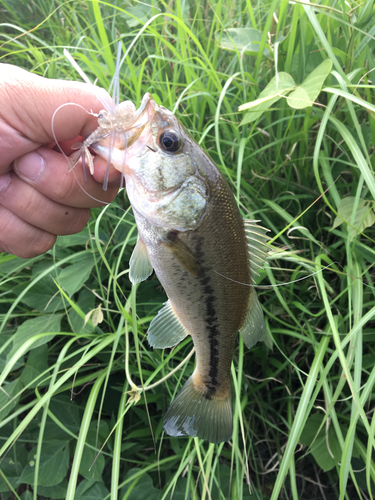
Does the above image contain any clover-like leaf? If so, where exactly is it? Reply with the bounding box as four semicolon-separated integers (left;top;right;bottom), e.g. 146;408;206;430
239;72;296;124
287;59;332;109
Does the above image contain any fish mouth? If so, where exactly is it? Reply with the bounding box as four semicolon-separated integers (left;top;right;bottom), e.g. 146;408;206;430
91;93;156;172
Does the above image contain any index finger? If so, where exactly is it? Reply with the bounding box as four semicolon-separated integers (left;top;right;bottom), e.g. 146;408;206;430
0;64;112;171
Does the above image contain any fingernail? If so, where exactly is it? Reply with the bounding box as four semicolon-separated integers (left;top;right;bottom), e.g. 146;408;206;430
0;173;11;193
14;151;45;181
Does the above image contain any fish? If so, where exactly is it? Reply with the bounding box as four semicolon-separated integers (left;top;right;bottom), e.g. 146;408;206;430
92;93;270;444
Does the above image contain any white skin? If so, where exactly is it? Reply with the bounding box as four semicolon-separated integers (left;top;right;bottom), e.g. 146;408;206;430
0;64;122;258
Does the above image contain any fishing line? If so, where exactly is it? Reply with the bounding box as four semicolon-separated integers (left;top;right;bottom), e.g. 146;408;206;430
332;261;375;291
211;262;336;288
51;102;99;162
63;48;113;112
159;235;339;289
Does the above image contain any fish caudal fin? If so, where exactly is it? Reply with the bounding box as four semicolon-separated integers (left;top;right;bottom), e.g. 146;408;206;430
163;376;232;444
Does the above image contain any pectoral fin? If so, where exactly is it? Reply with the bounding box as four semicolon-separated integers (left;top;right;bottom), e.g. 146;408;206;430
129;238;154;285
164;232;202;277
148;300;189;348
239;289;265;349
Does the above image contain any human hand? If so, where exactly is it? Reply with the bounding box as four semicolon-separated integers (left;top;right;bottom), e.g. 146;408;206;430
0;64;121;258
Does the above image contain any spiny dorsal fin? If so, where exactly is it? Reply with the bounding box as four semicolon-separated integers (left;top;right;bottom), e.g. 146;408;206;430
129;238;154;285
148;300;189;349
239;289;265;349
244;219;270;284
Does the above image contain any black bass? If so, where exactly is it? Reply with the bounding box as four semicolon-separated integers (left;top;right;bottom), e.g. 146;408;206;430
92;93;269;444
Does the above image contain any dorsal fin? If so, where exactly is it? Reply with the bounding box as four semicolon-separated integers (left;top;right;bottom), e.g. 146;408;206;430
243;219;270;283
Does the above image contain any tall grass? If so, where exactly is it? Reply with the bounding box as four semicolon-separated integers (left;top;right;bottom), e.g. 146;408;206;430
1;0;375;499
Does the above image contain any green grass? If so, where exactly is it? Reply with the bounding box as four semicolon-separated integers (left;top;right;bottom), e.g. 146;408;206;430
1;0;375;499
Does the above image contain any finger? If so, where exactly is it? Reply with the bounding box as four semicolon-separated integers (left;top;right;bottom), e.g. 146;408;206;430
92;156;123;185
13;147;119;208
0;172;91;236
0;64;112;170
0;206;56;259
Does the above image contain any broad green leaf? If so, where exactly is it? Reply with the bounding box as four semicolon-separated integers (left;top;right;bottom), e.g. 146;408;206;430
15;275;65;312
0;255;43;274
69;288;95;334
332;197;375;241
300;413;342;472
79;450;105;483
20;344;49;388
239;72;296;124
20;491;33;500
56;228;91;248
287;59;332;108
0;458;23;492
0;378;23;421
57;255;95;297
75;480;110;500
48;396;82;435
0;334;23;372
20;441;69;486
38;480;69;500
124;4;153;27
218;28;265;54
121;468;160;500
79;421;109;481
8;314;62;361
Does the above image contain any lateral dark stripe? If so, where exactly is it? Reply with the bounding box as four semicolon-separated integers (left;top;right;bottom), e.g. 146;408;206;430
194;235;220;398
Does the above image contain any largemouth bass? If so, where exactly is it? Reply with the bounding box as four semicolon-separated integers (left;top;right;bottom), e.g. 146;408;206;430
92;93;269;444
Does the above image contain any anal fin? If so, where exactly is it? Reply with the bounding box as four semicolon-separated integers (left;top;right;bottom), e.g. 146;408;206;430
148;300;189;348
129;237;154;285
239;289;265;349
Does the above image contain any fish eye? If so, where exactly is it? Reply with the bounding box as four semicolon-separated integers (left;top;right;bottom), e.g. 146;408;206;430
159;130;180;153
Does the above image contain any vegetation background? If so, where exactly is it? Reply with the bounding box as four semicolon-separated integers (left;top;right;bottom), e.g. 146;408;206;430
1;0;375;499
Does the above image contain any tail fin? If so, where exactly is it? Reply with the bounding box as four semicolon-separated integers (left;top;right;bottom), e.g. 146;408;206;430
163;376;232;444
